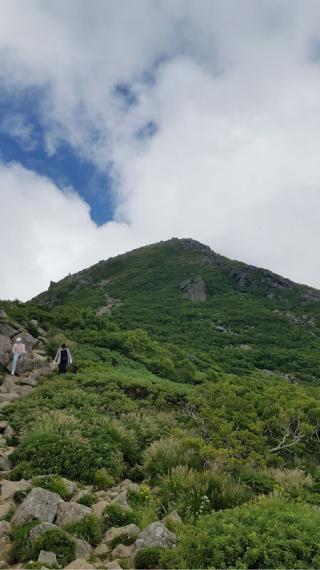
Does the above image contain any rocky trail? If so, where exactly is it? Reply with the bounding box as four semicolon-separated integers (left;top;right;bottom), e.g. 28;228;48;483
0;311;178;570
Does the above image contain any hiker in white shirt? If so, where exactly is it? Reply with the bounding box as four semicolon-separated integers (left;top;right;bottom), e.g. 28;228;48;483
11;337;26;375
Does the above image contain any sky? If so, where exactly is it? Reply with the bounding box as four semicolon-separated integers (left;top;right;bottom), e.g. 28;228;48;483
1;0;320;300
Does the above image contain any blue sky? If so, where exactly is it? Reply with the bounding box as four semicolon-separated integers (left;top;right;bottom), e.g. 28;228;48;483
0;86;114;225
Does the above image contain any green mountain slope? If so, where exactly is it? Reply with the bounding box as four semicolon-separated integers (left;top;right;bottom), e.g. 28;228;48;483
1;238;320;568
34;237;320;382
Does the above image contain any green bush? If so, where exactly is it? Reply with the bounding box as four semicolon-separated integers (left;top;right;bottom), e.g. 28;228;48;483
143;437;202;481
110;532;139;548
32;529;76;566
64;515;103;547
104;504;138;527
161;498;320;569
77;493;97;507
32;475;70;500
135;547;163;569
236;468;275;494
159;466;252;520
8;521;39;564
93;468;115;490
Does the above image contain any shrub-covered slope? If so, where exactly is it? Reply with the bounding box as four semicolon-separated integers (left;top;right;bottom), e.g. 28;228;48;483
34;237;320;382
1;238;320;569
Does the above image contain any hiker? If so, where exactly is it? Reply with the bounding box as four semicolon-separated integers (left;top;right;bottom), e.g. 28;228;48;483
11;337;26;375
54;343;73;374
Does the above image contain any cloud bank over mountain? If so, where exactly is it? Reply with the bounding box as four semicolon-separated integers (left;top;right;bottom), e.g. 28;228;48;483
1;0;320;299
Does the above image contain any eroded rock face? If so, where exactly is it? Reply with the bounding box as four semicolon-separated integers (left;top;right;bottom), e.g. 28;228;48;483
180;275;207;302
134;521;176;551
12;487;63;525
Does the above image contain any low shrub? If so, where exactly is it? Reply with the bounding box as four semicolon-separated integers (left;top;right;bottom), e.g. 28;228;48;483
104;504;138;527
32;475;70;500
161;498;320;569
93;468;115;490
143;437;202;481
159;465;252;520
269;468;313;497
135;547;163;569
236;468;275;494
32;529;76;566
64;515;103;546
7;521;39;564
77;493;97;507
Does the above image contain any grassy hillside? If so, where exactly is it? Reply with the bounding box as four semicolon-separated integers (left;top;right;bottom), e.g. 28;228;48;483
2;238;320;568
34;237;320;382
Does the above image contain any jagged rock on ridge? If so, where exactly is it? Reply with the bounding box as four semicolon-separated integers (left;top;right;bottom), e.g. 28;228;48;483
12;487;63;525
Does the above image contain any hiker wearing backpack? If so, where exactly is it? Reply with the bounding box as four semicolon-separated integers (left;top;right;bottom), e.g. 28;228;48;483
11;337;26;375
54;343;73;374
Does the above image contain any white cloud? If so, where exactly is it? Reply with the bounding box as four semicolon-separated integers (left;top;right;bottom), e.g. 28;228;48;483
1;1;320;298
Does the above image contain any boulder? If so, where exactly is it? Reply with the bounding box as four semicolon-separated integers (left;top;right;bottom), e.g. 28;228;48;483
0;310;8;320
92;499;109;518
74;537;92;560
0;504;12;520
1;479;31;501
61;478;78;496
65;560;94;570
38;550;58;568
0;422;8;432
0;454;11;471
0;378;16;394
4;425;14;437
162;510;183;526
104;524;140;545
18;331;38;347
134;522;176;551
0;393;20;403
0;336;12;368
55;501;91;526
0;324;18;337
94;543;109;557
0;521;11;537
112;543;134;559
12;487;63;525
105;562;122;570
110;490;130;508
30;522;59;542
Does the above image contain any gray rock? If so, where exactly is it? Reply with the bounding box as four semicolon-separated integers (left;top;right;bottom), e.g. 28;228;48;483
180;275;207;302
135;522;176;550
55;501;91;526
0;378;17;394
0;324;18;337
104;562;122;570
65;560;94;570
30;522;59;542
93;543;109;557
4;425;14;437
92;498;109;518
110;490;129;508
111;543;134;559
0;479;31;500
0;310;8;320
38;550;58;568
0;421;8;432
18;331;38;347
163;510;183;526
0;504;12;520
104;524;140;544
0;521;11;537
74;537;92;560
12;487;63;525
0;336;12;368
0;454;11;471
0;392;20;403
